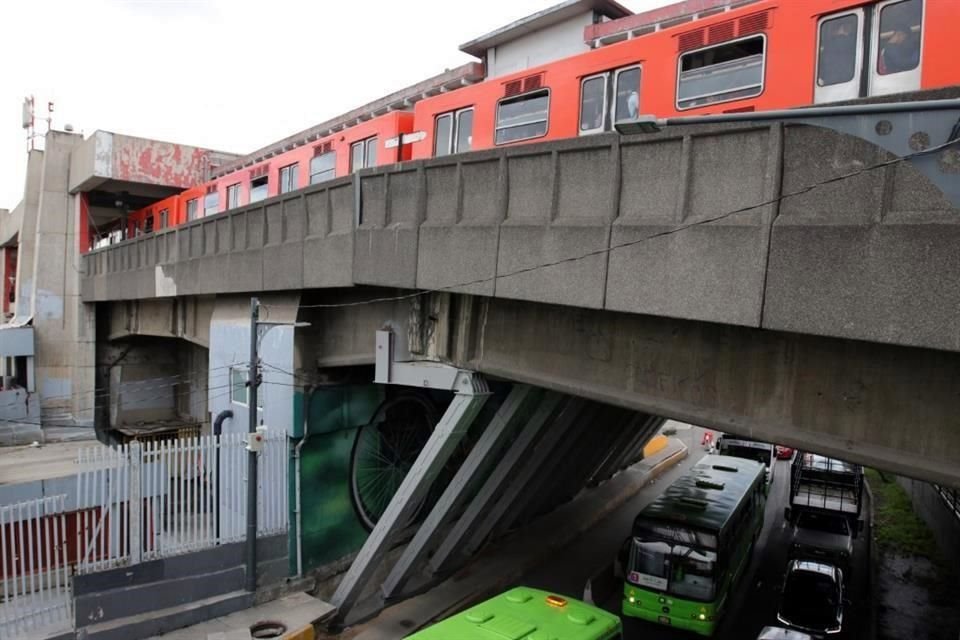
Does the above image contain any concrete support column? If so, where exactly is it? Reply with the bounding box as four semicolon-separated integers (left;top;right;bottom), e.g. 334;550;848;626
330;374;490;621
381;384;535;599
429;392;566;576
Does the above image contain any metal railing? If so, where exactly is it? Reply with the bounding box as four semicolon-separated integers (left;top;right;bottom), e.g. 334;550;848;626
75;430;288;575
0;495;72;640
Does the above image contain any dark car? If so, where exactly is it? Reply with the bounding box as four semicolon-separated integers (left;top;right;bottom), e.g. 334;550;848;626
777;560;844;636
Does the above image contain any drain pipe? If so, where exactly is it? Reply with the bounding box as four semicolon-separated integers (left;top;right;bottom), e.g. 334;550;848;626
212;409;233;541
293;385;316;577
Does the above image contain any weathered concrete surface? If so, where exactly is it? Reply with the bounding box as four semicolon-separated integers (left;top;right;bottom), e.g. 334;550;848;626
442;295;960;488
82;115;960;355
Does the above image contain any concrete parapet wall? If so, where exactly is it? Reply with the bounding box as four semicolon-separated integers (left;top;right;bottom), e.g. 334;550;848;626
82;117;960;354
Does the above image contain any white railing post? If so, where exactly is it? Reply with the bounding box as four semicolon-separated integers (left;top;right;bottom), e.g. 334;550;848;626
129;440;143;565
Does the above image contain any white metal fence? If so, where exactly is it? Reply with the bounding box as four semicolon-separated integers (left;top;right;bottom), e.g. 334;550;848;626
0;495;72;640
76;430;288;575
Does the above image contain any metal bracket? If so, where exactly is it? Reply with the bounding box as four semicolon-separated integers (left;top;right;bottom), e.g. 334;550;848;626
375;329;487;394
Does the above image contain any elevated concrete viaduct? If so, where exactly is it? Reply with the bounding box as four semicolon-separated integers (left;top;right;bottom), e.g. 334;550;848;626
83;95;960;486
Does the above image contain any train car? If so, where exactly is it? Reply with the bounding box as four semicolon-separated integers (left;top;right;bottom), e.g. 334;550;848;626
122;111;414;237
408;0;956;159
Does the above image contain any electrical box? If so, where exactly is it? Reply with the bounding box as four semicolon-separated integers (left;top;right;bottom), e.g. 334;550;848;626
246;426;268;453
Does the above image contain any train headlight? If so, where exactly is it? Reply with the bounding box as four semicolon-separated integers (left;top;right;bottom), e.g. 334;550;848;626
628;596;636;604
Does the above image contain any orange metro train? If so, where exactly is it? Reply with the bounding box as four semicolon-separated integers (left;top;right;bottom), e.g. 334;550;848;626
110;0;957;248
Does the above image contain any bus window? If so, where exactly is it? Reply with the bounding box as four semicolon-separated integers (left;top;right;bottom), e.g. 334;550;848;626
614;66;641;123
815;11;864;104
580;74;607;134
495;90;549;144
677;35;765;110
870;0;923;96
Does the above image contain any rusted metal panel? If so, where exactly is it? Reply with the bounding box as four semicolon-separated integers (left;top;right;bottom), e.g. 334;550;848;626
111;133;228;188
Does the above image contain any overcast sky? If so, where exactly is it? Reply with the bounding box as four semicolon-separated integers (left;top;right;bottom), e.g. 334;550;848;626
0;0;671;209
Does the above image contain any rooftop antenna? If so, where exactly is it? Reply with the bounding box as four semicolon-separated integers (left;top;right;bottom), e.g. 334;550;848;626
21;96;35;151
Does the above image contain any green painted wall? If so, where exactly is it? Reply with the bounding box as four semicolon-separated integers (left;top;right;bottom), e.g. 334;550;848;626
290;384;384;574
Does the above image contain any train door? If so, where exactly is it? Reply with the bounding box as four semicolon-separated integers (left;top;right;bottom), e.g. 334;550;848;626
578;65;641;135
868;0;923;96
814;0;923;104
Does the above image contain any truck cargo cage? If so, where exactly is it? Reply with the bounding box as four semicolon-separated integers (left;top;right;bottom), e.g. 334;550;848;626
789;453;863;517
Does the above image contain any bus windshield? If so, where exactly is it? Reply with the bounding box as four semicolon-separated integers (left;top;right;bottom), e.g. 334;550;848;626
627;536;717;601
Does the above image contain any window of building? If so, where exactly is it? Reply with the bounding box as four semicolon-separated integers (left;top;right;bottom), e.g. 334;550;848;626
230;366;262;408
435;108;474;156
279;163;299;194
677;35;766;110
350;137;378;172
818;14;859;87
186;198;198;221
309;152;336;185
204;191;218;216
614;66;642;122
580;75;607;133
877;0;922;75
495;90;550;145
250;176;268;203
159;208;169;228
226;183;242;210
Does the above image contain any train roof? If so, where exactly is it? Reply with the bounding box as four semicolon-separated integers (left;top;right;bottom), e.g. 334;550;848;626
460;0;632;59
585;0;761;46
211;62;484;179
636;454;765;532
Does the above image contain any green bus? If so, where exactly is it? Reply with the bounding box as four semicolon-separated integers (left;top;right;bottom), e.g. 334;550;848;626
404;586;622;640
621;454;767;636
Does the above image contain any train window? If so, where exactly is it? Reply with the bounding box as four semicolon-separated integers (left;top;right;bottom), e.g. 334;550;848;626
495;90;550;145
226;183;242;209
580;74;607;133
365;137;378;168
677;35;765;110
309;152;335;185
350;141;364;172
144;215;154;234
159;208;168;229
434;114;453;156
818;14;859;87
456;108;474;153
351;138;378;172
279;163;299;194
186;198;198;221
877;0;922;75
250;176;268;203
434;108;474;156
204;191;218;216
614;66;642;123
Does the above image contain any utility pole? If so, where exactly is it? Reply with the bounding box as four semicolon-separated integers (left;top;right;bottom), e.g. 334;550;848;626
246;296;260;592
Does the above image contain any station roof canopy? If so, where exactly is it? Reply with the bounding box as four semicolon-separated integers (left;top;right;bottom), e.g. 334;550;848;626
459;0;633;59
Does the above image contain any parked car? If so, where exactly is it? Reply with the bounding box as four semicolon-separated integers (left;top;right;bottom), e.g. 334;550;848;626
776;445;795;460
757;626;815;640
777;560;845;636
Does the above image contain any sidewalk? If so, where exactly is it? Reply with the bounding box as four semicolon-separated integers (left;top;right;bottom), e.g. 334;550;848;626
146;592;335;640
333;436;688;640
